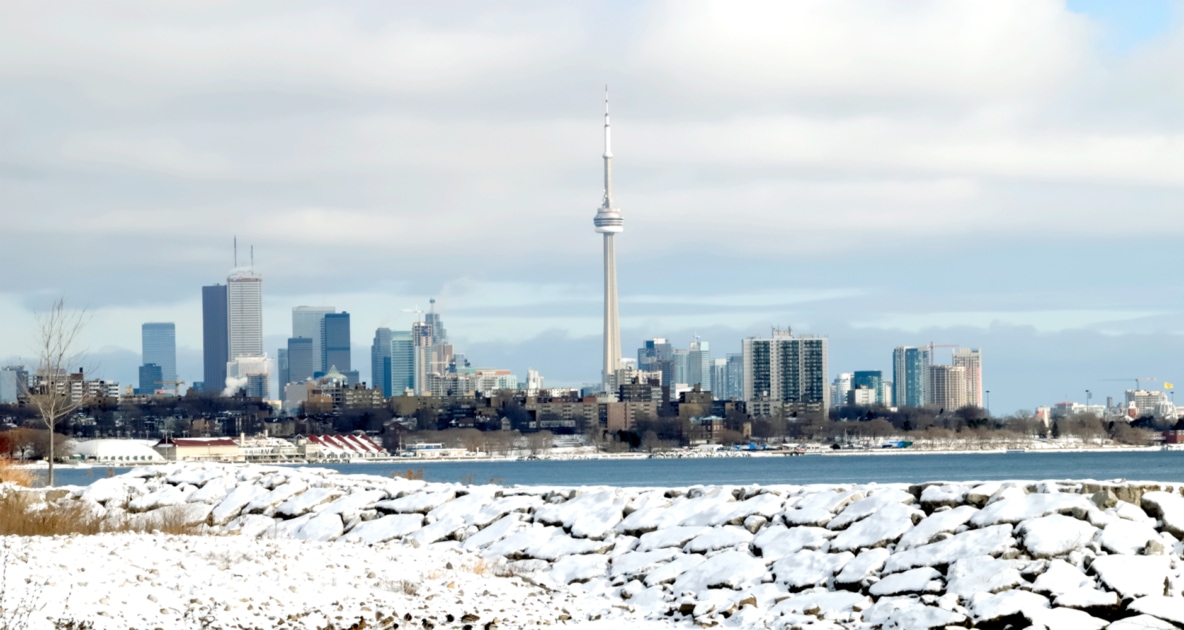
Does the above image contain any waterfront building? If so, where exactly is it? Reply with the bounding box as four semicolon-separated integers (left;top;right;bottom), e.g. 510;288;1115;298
141;322;177;387
322;312;351;373
292;306;336;373
593;88;624;392
741;328;829;414
201;284;228;392
927;364;968;411
638;339;675;391
952;347;983;408
892;346;930;408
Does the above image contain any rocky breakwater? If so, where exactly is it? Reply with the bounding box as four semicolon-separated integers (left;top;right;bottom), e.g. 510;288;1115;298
25;465;1184;628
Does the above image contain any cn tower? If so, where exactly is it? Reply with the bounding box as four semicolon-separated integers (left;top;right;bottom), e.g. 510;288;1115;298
593;86;624;392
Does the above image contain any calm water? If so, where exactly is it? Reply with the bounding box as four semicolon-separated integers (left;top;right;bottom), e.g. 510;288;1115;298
46;450;1184;488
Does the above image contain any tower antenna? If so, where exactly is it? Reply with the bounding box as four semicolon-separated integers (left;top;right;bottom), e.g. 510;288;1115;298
250;245;254;270
234;236;238;268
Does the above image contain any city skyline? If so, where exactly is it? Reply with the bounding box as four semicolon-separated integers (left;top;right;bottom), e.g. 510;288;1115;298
2;3;1184;413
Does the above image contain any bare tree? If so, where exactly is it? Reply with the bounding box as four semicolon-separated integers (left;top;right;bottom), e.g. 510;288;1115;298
21;298;89;486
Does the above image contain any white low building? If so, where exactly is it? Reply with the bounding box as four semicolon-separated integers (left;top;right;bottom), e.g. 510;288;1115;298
71;439;167;464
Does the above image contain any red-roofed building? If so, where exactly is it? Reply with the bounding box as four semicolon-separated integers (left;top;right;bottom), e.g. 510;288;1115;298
299;434;389;461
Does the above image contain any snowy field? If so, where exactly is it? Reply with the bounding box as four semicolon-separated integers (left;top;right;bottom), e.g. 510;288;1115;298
6;465;1184;628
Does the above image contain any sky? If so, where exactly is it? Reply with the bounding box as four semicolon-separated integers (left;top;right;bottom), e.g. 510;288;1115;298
2;0;1184;415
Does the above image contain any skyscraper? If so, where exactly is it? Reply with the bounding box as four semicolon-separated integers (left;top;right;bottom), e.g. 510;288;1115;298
852;370;883;405
138;363;162;395
227;269;263;359
277;348;289;389
952;347;983;408
141;322;177;386
892;346;930;408
286;337;315;385
322;312;351;372
687;339;712;392
292;306;335;373
424;298;447;344
710;358;727;400
412;320;434;394
638;338;674;387
372;328;414;397
725;353;744;401
593;87;624;392
201;284;228;392
742;329;829;413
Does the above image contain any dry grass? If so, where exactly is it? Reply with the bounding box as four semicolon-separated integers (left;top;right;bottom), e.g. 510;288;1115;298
0;457;38;487
392;468;425;481
0;491;205;537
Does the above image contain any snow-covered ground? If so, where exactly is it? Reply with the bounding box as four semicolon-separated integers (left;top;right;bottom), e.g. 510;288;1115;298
6;464;1184;629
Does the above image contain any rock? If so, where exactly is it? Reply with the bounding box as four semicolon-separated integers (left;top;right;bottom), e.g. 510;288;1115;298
1141;491;1184;538
742;514;766;533
868;567;943;596
1089;555;1170;599
1106;613;1178;629
1017;514;1097;558
1145;538;1168;555
1090;489;1117;509
969;589;1049;625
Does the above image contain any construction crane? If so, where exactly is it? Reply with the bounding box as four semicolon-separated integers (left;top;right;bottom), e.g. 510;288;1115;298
927;342;958;360
1102;377;1157;391
155;379;186;397
401;305;423;323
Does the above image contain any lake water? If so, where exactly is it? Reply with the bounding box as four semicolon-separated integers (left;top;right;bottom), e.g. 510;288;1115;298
46;450;1184;488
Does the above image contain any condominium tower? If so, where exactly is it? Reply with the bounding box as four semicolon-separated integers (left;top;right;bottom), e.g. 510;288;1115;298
201;284;228;391
892;346;930;408
741;329;829;413
141;322;177;386
952;348;983;408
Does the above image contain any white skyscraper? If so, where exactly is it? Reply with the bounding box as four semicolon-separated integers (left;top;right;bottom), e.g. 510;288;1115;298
593;87;624;392
227;269;263;359
951;347;983;408
292;306;336;372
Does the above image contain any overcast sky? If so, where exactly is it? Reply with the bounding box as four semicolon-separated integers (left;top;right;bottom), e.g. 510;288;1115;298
2;1;1183;414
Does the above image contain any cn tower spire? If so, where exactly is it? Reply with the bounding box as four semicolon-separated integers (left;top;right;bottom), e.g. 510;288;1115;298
593;86;624;393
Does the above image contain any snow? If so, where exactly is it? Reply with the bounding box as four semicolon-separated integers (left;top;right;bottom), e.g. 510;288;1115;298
671;550;767;593
1024;605;1107;630
752;525;831;561
862;597;967;629
1018;513;1097;557
896;504;978;550
945;556;1023;599
1100;518;1159;555
1128;595;1184;625
684;526;752;552
1107;613;1180;629
883;524;1015;573
828;502;919;552
1144;491;1184;537
1090;555;1171;599
1031;559;1093;596
771;549;854;590
970;492;1094;527
18;463;1184;629
867;567;943;596
970;589;1050;623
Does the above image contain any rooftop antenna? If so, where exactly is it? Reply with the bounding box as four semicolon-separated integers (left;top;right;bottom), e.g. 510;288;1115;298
250;245;254;270
234;236;238;268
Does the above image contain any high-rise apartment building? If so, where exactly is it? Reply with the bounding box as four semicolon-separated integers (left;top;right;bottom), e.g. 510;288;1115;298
141;322;176;386
286;337;315;385
892;346;930;408
0;366;28;404
831;373;853;408
412;320;434;395
292;306;335;373
742;329;829;413
710;358;727;400
951;348;983;408
638;338;674;387
390;331;414;396
371;327;392;397
687;339;712;392
927;365;968;411
227;270;263;359
852;370;883;405
201;284;228;392
725;353;744;401
322;312;351;372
